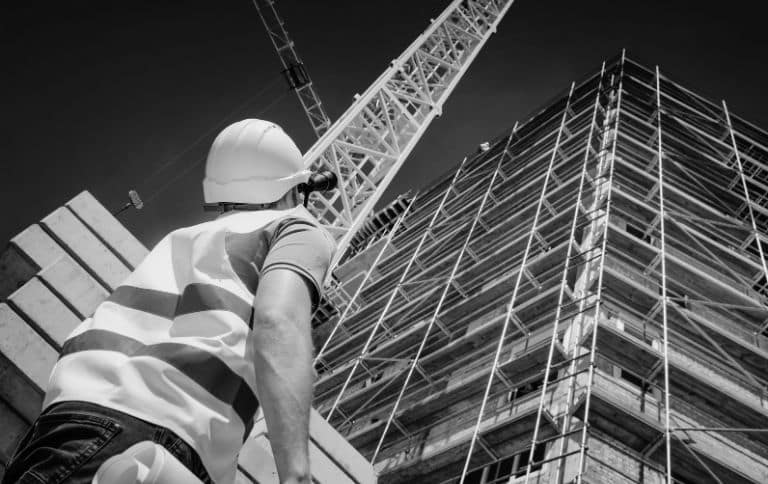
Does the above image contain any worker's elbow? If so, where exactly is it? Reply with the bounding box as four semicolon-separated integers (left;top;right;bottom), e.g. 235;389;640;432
250;306;313;360
253;305;310;336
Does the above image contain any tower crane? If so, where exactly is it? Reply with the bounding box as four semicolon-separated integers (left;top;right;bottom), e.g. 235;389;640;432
251;0;332;138
254;0;516;267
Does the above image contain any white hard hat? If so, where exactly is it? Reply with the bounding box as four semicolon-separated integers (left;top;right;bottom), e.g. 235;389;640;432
203;119;310;204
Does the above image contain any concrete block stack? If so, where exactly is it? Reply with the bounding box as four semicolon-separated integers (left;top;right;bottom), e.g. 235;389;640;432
239;408;378;484
0;191;147;477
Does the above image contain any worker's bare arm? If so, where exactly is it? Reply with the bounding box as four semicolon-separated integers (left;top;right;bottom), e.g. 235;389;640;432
251;268;315;484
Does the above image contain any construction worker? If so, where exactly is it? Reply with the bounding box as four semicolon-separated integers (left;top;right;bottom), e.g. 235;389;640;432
2;119;336;484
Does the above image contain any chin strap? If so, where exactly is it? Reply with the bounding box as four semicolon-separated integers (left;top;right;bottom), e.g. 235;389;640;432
203;202;279;213
205;171;339;213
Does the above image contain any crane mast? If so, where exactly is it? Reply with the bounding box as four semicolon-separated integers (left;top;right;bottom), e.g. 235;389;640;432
255;0;515;266
252;0;332;138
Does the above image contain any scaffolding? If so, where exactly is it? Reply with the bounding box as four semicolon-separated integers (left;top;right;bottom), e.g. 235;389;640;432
311;52;768;483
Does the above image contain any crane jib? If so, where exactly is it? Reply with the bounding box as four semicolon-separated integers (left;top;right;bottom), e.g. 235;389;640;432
253;0;516;271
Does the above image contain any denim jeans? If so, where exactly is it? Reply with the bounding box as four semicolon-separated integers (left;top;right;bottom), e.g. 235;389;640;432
2;401;213;484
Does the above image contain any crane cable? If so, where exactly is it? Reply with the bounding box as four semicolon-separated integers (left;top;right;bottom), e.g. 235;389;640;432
134;74;288;205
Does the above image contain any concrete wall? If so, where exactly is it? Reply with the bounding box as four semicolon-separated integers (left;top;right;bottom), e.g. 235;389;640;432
576;434;665;484
240;409;377;484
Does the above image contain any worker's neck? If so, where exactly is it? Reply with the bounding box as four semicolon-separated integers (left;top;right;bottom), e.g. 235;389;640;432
216;190;300;217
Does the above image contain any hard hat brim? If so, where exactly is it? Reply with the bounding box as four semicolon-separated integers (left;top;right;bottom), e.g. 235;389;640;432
203;169;312;204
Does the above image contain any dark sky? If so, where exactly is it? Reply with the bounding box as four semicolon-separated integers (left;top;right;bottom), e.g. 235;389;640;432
3;0;766;248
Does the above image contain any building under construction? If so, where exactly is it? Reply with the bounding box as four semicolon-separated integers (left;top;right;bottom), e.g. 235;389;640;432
312;53;768;483
2;3;768;479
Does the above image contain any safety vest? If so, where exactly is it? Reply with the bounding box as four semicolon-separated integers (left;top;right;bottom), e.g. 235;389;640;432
44;206;326;484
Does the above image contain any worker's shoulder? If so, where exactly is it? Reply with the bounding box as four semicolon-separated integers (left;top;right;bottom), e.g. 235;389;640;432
161;208;335;250
278;206;322;228
275;206;336;249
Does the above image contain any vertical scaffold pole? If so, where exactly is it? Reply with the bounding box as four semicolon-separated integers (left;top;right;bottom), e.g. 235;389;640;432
457;82;575;483
573;51;626;484
655;65;673;484
373;132;513;463
723;101;768;339
324;157;470;422
529;62;607;483
314;195;419;369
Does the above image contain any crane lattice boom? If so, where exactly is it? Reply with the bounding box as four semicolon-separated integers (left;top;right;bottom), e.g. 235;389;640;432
253;0;515;267
302;0;515;263
252;0;332;138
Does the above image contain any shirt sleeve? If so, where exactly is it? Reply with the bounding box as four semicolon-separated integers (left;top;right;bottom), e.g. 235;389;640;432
261;217;336;306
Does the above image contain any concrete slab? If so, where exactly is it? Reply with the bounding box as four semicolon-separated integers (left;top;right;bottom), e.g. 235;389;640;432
0;394;30;465
41;207;130;290
11;224;66;270
309;438;357;484
239;431;355;484
8;277;81;348
240;410;377;483
0;349;43;425
309;408;378;484
239;432;280;483
38;255;109;319
66;191;148;269
0;225;66;300
0;246;36;301
0;303;58;391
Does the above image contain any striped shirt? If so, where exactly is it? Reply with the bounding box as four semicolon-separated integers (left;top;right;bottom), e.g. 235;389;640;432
43;206;335;484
